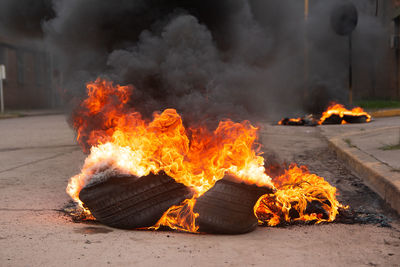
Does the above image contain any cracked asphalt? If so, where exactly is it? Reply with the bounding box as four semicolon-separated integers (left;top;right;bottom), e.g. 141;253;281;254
0;115;399;267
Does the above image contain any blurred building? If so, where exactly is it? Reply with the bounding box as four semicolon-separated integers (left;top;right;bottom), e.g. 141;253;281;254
391;0;400;99
352;0;399;100
1;0;400;111
364;0;400;100
0;36;61;110
308;0;400;101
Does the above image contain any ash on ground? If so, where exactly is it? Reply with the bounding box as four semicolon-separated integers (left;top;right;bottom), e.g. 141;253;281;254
294;148;396;228
62;201;96;223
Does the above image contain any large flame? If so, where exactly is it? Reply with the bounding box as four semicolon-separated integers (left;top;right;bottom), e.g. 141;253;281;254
67;78;344;231
67;78;273;221
319;102;371;125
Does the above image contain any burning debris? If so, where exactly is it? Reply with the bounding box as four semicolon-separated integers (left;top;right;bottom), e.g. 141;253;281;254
277;102;372;126
67;78;346;234
255;164;342;226
278;115;318;126
278;117;304;126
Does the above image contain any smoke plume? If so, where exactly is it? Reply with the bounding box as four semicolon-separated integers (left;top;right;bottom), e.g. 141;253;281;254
0;0;386;122
0;0;54;39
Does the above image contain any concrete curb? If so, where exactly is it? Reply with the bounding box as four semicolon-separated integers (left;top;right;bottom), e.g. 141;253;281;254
18;110;65;117
325;131;400;214
0;109;64;119
370;108;400;118
0;113;22;119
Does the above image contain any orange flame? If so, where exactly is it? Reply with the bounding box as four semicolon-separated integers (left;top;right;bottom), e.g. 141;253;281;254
319;102;371;125
255;164;345;226
149;198;199;233
67;78;345;231
67;78;274;227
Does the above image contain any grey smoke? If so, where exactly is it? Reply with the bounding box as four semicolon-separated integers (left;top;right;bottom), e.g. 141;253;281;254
0;0;54;39
0;0;386;123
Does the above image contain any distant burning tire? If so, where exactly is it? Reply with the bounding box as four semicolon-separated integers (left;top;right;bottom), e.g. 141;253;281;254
79;172;194;229
342;114;368;124
194;178;273;234
321;114;343;125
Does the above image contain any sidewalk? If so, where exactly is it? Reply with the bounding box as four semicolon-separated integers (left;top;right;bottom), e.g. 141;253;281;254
369;108;400;118
319;116;400;214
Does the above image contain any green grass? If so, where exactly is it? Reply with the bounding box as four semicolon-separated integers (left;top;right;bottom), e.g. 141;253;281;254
380;144;400;151
343;138;356;148
0;112;23;119
355;100;400;110
380;129;400;151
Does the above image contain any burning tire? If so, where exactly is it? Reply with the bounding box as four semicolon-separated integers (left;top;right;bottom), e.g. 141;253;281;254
79;172;194;229
342;114;368;124
194;177;273;234
321;114;343;125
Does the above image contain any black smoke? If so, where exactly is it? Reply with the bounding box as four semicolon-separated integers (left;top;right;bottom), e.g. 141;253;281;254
0;0;386;122
0;0;54;39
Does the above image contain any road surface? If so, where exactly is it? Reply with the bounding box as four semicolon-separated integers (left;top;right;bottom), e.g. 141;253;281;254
0;115;399;266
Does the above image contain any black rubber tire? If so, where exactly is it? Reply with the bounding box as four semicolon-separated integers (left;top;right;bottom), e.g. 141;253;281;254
322;114;343;125
79;172;194;229
194;178;273;234
343;115;368;124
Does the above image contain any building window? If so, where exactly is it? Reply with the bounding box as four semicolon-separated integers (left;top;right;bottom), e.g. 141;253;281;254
17;51;24;84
